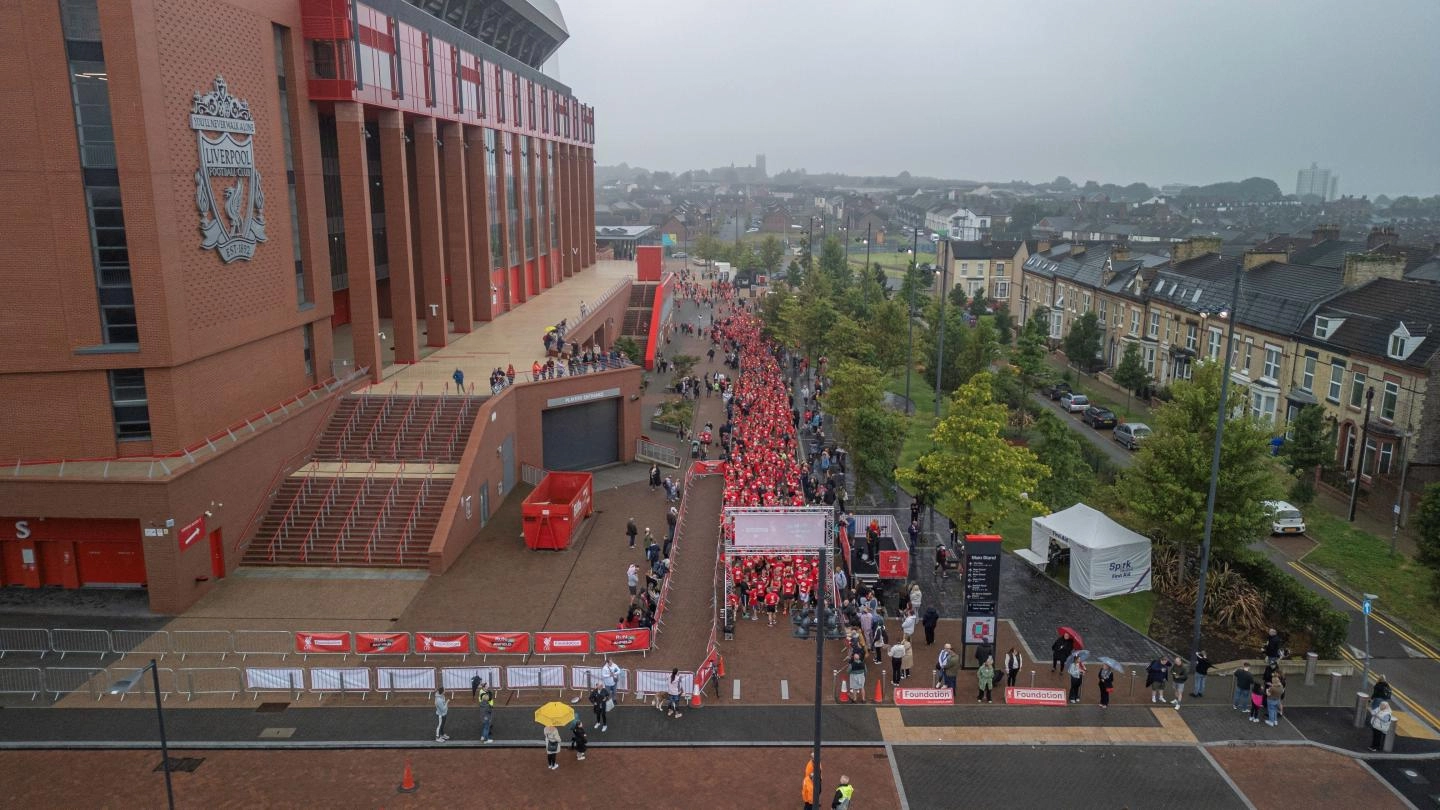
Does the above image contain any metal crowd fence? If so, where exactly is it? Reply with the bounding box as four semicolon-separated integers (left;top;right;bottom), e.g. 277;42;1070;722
0;628;49;659
234;630;293;661
111;629;172;660
0;667;42;700
49;629;113;659
171;630;234;661
104;666;178;701
43;666;108;700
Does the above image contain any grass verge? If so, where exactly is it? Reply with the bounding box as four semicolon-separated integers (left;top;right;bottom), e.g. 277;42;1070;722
1303;510;1440;642
1092;590;1158;635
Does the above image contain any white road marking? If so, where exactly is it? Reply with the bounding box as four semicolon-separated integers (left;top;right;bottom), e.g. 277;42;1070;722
780;679;790;700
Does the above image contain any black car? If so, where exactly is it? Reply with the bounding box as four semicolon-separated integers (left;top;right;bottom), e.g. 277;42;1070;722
1046;381;1072;400
1082;405;1117;429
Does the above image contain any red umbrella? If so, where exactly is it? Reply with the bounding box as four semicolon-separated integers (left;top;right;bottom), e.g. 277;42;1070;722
1058;626;1085;650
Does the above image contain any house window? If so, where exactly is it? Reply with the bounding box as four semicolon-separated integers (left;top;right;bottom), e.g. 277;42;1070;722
993;279;1008;299
108;368;151;441
1099;300;1108;322
1350;370;1367;408
1381;379;1399;421
1300;355;1316;392
1175;357;1192;380
1143;345;1156;372
1208;328;1221;360
1250;390;1277;424
996;263;1005;274
1148;312;1159;338
1262;346;1281;381
1131;310;1140;336
1389;331;1407;359
1377;441;1394;475
1083;293;1091;312
1327;361;1344;402
1049;310;1063;339
1243;342;1254;374
1185;324;1198;351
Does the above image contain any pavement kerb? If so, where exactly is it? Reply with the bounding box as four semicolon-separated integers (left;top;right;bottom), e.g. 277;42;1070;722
1198;745;1260;810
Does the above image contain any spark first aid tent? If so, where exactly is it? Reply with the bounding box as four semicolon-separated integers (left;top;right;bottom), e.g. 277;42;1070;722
1029;503;1151;600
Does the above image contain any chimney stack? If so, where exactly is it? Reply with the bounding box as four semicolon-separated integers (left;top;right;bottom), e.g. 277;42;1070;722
1170;237;1223;265
1111;239;1130;262
1243;249;1289;271
1311;224;1341;245
1342;253;1406;287
1366;226;1398;250
1070;243;1087;259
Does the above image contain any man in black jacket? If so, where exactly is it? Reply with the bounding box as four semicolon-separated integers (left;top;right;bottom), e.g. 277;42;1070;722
1051;633;1075;672
1232;663;1254;711
921;607;940;646
1192;651;1212;697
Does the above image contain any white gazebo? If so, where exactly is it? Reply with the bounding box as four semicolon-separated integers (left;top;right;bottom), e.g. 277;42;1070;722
1021;503;1152;600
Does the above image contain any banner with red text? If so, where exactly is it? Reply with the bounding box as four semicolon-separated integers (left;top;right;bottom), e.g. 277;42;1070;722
294;631;352;654
894;687;954;706
474;631;532;655
594;628;651;654
353;632;411;655
534;631;592;655
415;632;471;655
1005;687;1068;706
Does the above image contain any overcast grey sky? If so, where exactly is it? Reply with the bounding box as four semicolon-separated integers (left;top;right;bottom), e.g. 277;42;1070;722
546;0;1440;196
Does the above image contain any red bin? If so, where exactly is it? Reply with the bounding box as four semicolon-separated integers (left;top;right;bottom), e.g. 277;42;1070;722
521;472;595;550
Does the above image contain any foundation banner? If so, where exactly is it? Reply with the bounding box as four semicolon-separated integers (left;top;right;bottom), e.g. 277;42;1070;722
535;631;592;655
415;632;471;655
294;631;352;654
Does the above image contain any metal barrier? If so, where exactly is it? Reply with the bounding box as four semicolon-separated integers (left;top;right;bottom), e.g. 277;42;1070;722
245;667;305;700
521;463;546;486
0;667;43;700
111;629;172;660
104;666;177;702
49;629;113;659
505;665;566;697
375;667;436;699
440;666;502;693
0;628;51;659
634;669;694;699
171;630;235;661
234;630;294;661
310;667;371;700
180;667;243;701
571;666;629;700
44;666;107;700
636;438;681;469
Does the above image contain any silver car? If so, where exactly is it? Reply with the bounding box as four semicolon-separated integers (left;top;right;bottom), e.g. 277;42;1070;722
1113;422;1151;450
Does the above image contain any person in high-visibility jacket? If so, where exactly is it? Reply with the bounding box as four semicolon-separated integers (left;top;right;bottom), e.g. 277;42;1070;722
831;775;854;809
802;772;816;810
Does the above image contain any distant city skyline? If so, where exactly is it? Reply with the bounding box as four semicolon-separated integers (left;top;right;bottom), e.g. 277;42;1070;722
548;0;1439;198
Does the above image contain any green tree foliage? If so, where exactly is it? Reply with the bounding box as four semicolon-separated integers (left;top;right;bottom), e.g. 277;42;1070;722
1281;404;1331;476
969;292;989;318
1116;361;1282;580
899;373;1050;533
1032;411;1094;512
1112;341;1152;410
818;236;850;291
759;235;786;275
1415;483;1440;603
921;303;970;394
1003;201;1049;237
993;305;1014;345
948;285;968;310
1062;312;1104;372
827;315;875;366
826;361;907;496
865;298;909;372
693;233;722;263
1012;309;1051;388
797;295;839;362
956;320;1000;385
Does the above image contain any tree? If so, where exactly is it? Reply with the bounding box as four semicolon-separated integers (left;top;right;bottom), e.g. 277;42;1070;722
1282;404;1331;477
955;320;1000;384
818;236;850;291
969;292;989;318
694;233;722;262
993;306;1014;345
1004;201;1047;238
1032;411;1094;512
948;285;968;310
922;303;970;394
1012;310;1050;388
759;235;785;276
899;373;1049;533
1053;176;1074;190
1116;361;1282;582
865;298;909;371
1062;312;1103;373
1415;483;1440;603
797;295;840;362
826;361;907;497
1112;342;1151;411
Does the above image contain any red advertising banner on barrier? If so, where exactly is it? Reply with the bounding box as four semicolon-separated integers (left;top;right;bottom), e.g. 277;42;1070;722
295;631;352;654
353;632;411;655
415;632;471;655
1005;687;1068;706
695;647;722;690
594;628;651;654
534;631;592;655
894;687;954;706
474;631;532;655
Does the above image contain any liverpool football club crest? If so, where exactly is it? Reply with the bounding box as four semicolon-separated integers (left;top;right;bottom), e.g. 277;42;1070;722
191;76;266;262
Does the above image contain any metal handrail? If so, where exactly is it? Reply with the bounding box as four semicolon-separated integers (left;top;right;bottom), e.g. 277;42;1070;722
396;461;436;565
359;383;400;457
384;385;426;458
236;409;332;553
334;397;367;456
330;461;378;561
296;463;349;562
265;475;318;562
441;396;478;459
412;397;450;459
363;467;407;564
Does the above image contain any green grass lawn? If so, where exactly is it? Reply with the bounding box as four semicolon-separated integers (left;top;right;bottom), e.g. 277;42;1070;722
1092;590;1158;635
1303;510;1440;641
883;372;946;469
1046;357;1154;424
849;249;937;276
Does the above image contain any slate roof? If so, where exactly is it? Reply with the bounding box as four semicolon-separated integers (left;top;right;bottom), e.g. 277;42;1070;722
1301;278;1440;370
946;239;1023;260
1147;256;1344;335
1407;258;1440;283
1289;239;1364;269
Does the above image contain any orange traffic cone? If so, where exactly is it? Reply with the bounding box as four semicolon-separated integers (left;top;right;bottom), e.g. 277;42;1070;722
874;676;884;704
691;689;703;709
838;678;849;703
397;761;418;794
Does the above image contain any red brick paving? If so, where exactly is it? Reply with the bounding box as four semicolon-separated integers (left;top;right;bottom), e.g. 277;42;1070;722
1208;745;1408;810
0;747;901;810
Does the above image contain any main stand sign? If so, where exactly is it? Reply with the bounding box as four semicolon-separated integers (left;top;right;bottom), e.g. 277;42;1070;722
962;534;1003;668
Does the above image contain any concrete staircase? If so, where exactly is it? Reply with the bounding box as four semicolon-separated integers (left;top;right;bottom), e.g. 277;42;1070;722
622;282;657;339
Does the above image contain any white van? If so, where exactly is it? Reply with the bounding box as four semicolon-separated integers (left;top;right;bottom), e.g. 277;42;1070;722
1265;500;1306;535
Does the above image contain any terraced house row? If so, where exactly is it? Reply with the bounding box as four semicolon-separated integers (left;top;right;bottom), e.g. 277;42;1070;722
1013;228;1440;523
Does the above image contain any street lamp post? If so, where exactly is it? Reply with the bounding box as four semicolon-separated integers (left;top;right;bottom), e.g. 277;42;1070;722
934;241;950;419
1349;388;1375;522
109;659;175;810
904;227;920;415
863;223;873;307
1191;262;1242;666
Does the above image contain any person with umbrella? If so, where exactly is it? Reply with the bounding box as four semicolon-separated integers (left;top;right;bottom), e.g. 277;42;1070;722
1097;662;1115;708
1066;650;1089;703
534;701;576;770
1051;631;1076;673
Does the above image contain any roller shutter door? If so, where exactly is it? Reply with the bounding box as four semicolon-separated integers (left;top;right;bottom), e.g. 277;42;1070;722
542;399;619;470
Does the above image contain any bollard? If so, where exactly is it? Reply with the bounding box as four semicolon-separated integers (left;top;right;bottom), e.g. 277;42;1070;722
1327;671;1343;707
1384;720;1397;753
1129;670;1136;696
1029;670;1035;688
1304;652;1318;686
1355;691;1370;728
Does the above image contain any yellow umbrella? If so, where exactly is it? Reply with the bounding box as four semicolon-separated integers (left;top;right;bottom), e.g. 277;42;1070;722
534;701;577;727
545;326;558;333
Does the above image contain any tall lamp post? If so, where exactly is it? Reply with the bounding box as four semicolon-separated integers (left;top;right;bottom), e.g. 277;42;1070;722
1349;387;1375;522
109;659;175;810
862;223;873;308
903;227;920;415
1191;262;1242;666
933;241;950;419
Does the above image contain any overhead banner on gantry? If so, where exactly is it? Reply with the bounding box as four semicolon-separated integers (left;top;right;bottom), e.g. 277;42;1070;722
730;511;827;549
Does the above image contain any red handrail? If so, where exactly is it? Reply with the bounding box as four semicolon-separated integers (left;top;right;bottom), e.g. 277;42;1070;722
329;460;377;562
363;467;407;564
238;406;332;553
387;386;432;459
396;461;437;565
297;464;350;562
411;397;448;460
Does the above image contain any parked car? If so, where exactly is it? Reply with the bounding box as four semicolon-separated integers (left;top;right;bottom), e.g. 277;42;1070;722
1113;422;1151;450
1045;381;1073;400
1082;406;1117;429
1059;393;1090;413
672;251;688;259
1265;500;1307;535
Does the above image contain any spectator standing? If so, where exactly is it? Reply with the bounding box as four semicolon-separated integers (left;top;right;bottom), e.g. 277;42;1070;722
1263;628;1284;665
831;776;854;810
663;668;685;718
626;563;640;597
1370;701;1395;751
909;584;922;616
1051;633;1075;672
1232;663;1254;711
477;683;495;743
977;657;997;703
1170;658;1189;708
1192;651;1212;697
601;658;622;697
589;683;609;731
870;621;889;665
901;610;917;641
889;641;905;686
937;644;959;693
847;653;867;703
901;638;914;680
433;689;450;742
570;721;588;761
1067;657;1086;704
1098;664;1114;708
452;368;465;394
648;464;661;491
1004;648;1023;687
1248;679;1265;722
1146;657;1170;704
1371;675;1393;711
544;725;561;770
626;518;638;549
1265;679;1283;727
934;543;950;579
922;607;939;646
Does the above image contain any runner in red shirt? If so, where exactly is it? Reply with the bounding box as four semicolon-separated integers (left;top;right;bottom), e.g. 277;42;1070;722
763;589;780;626
781;575;797;613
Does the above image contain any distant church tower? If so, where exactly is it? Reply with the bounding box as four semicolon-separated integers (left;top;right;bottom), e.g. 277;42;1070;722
755;153;766;179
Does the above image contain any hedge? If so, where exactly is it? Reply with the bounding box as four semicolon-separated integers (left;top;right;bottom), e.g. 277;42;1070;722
1229;550;1349;657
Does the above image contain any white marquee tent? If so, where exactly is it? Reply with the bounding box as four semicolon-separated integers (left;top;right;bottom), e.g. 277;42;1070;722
1026;503;1152;600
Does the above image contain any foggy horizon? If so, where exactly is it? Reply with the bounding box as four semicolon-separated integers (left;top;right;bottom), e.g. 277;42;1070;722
547;0;1440;198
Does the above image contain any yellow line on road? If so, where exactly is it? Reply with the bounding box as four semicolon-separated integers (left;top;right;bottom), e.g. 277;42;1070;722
1339;647;1440;732
1286;561;1440;659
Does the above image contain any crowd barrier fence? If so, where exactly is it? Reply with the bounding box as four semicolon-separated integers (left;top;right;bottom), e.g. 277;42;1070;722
0;628;49;659
49;629;112;659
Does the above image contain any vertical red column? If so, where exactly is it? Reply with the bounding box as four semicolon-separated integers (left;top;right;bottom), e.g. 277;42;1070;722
465;126;494;322
442;121;473;333
557;142;572;279
412;116;448;347
584;146;595;266
380;110;419;364
334;102;382;383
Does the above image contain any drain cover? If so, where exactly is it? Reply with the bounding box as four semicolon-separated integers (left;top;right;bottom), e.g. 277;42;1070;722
156;757;204;773
256;702;290;713
259;727;296;738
